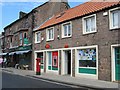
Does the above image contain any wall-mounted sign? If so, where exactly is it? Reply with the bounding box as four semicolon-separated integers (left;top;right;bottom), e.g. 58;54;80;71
52;51;58;68
45;44;50;49
64;44;69;48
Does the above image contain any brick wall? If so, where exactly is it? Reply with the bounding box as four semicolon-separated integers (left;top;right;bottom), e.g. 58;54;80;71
33;8;120;81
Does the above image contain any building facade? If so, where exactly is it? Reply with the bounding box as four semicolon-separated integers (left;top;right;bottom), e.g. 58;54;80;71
3;1;69;70
33;1;120;82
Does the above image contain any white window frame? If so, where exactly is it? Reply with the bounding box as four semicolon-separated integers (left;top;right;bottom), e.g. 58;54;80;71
109;7;120;30
82;14;97;34
19;32;23;46
46;27;54;41
61;21;72;38
35;31;41;43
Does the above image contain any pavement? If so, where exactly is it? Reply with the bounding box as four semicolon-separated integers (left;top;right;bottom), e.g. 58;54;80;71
1;67;120;89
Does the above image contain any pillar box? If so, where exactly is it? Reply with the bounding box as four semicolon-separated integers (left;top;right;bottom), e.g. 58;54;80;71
36;58;41;75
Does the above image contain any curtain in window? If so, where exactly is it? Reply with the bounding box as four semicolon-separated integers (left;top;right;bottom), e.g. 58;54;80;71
64;25;67;36
68;24;71;36
112;11;118;27
91;17;95;31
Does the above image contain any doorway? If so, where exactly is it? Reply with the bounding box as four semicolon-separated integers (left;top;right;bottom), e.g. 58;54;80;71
64;50;71;75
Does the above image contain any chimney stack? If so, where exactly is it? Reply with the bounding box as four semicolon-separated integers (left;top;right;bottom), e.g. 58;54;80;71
19;11;27;19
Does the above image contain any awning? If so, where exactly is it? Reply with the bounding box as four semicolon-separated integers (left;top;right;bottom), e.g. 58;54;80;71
15;50;31;55
9;52;16;55
0;53;7;56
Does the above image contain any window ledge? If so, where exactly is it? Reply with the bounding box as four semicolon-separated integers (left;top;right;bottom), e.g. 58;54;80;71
35;42;41;44
46;39;54;42
83;31;97;35
110;27;120;30
62;36;72;39
79;67;97;69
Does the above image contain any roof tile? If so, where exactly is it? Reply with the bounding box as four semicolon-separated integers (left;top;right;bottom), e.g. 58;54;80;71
37;1;120;30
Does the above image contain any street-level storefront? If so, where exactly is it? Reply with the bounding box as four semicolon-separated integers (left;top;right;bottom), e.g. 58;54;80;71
8;45;32;70
75;45;98;79
46;51;59;74
34;45;98;79
111;44;120;81
36;52;44;73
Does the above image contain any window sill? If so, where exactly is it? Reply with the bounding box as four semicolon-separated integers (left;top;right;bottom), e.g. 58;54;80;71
83;31;97;35
62;36;72;39
79;67;96;69
110;27;120;31
46;39;54;42
35;42;41;44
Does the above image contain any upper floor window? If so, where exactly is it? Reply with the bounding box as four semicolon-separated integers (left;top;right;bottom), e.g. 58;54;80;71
24;32;27;39
109;8;119;29
83;14;96;34
35;32;41;43
19;32;23;46
62;22;72;38
46;27;54;41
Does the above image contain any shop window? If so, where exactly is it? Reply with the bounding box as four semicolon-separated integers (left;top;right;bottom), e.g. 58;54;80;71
48;52;52;66
83;14;96;34
62;22;72;38
78;48;96;67
109;8;119;29
48;51;58;71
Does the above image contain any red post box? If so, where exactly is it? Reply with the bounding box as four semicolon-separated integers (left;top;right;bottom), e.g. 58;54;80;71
36;58;41;75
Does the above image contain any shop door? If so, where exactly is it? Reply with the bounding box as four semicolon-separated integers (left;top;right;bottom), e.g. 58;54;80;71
67;51;71;75
65;50;71;75
37;52;44;69
115;47;120;81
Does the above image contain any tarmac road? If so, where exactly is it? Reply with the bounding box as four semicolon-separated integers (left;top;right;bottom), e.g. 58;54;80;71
2;71;89;89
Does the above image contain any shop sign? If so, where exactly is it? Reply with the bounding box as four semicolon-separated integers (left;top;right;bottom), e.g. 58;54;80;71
17;45;32;51
52;51;58;68
24;38;29;45
45;44;50;49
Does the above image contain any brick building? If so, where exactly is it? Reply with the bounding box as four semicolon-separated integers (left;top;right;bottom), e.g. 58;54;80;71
33;1;120;82
3;1;69;70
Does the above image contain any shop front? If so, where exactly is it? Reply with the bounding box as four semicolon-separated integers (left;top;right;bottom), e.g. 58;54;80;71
75;45;98;79
46;51;59;74
111;44;120;81
9;45;32;70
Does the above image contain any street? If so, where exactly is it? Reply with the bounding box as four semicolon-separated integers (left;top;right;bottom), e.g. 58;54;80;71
2;71;88;89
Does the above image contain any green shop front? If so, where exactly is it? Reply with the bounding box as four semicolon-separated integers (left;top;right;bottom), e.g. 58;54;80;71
75;45;98;79
9;45;32;70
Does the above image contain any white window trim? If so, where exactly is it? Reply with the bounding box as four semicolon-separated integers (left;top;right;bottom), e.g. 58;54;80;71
109;7;120;30
75;45;98;79
82;14;97;35
35;31;41;44
46;50;59;74
46;27;54;41
111;44;120;81
61;21;72;38
34;51;45;73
